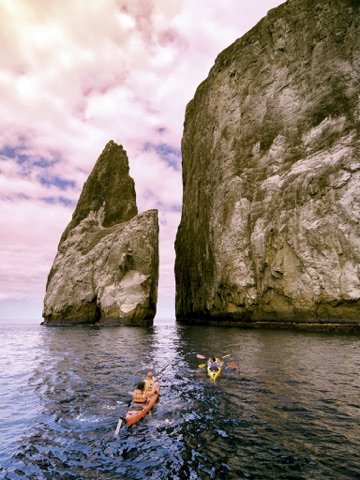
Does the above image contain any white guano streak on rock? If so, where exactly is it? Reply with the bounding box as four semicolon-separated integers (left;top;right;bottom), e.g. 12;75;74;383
100;271;148;314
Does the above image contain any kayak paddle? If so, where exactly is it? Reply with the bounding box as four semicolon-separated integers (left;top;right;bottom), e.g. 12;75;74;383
114;415;126;436
200;362;237;368
197;353;231;359
227;362;238;369
154;364;169;377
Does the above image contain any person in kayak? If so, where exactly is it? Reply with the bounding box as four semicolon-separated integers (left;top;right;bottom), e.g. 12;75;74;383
144;371;155;396
208;356;223;371
132;381;147;404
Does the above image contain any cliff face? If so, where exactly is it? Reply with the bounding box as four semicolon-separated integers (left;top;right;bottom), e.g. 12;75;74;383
43;141;159;326
175;0;360;326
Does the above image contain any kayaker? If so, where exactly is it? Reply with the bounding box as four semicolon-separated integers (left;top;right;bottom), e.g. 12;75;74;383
208;356;222;371
144;371;155;396
132;381;147;404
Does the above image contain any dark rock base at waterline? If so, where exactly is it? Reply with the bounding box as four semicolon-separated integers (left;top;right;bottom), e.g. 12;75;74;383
176;318;360;333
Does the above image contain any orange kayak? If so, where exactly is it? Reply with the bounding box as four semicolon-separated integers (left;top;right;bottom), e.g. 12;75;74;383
125;380;160;427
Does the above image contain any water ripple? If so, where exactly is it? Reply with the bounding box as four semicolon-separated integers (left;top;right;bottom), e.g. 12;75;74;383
0;323;359;479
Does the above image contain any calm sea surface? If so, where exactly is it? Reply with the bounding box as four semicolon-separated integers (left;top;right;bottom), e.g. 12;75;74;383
0;318;359;480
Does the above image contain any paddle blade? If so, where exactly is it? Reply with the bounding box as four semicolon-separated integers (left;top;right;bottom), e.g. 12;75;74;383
198;363;206;368
196;354;206;359
114;418;123;436
227;362;237;369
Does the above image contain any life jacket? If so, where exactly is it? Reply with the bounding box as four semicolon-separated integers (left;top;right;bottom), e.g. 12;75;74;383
208;358;221;371
144;378;155;396
209;362;219;371
133;388;147;403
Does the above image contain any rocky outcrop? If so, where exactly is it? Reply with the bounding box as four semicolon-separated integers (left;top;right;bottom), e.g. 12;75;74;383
43;141;159;326
175;0;360;327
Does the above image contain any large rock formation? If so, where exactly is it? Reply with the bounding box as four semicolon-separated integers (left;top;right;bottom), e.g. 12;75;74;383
175;0;360;328
43;141;159;326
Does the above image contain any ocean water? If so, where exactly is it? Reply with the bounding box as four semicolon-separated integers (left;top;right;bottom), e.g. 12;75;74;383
0;318;359;479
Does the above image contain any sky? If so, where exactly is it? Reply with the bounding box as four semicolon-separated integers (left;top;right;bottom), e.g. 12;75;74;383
0;0;284;321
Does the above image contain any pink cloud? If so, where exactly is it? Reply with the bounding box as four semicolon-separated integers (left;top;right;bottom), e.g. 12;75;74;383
0;0;284;321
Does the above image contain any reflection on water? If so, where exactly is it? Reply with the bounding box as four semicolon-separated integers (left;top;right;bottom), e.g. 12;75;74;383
0;321;359;479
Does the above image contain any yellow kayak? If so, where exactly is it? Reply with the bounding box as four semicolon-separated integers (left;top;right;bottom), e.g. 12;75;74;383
197;354;233;382
207;364;222;382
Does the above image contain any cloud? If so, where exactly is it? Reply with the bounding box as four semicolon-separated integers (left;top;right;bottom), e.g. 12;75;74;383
0;0;284;320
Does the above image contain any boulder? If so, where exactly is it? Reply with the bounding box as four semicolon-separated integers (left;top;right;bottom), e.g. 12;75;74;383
43;141;159;326
175;0;360;328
